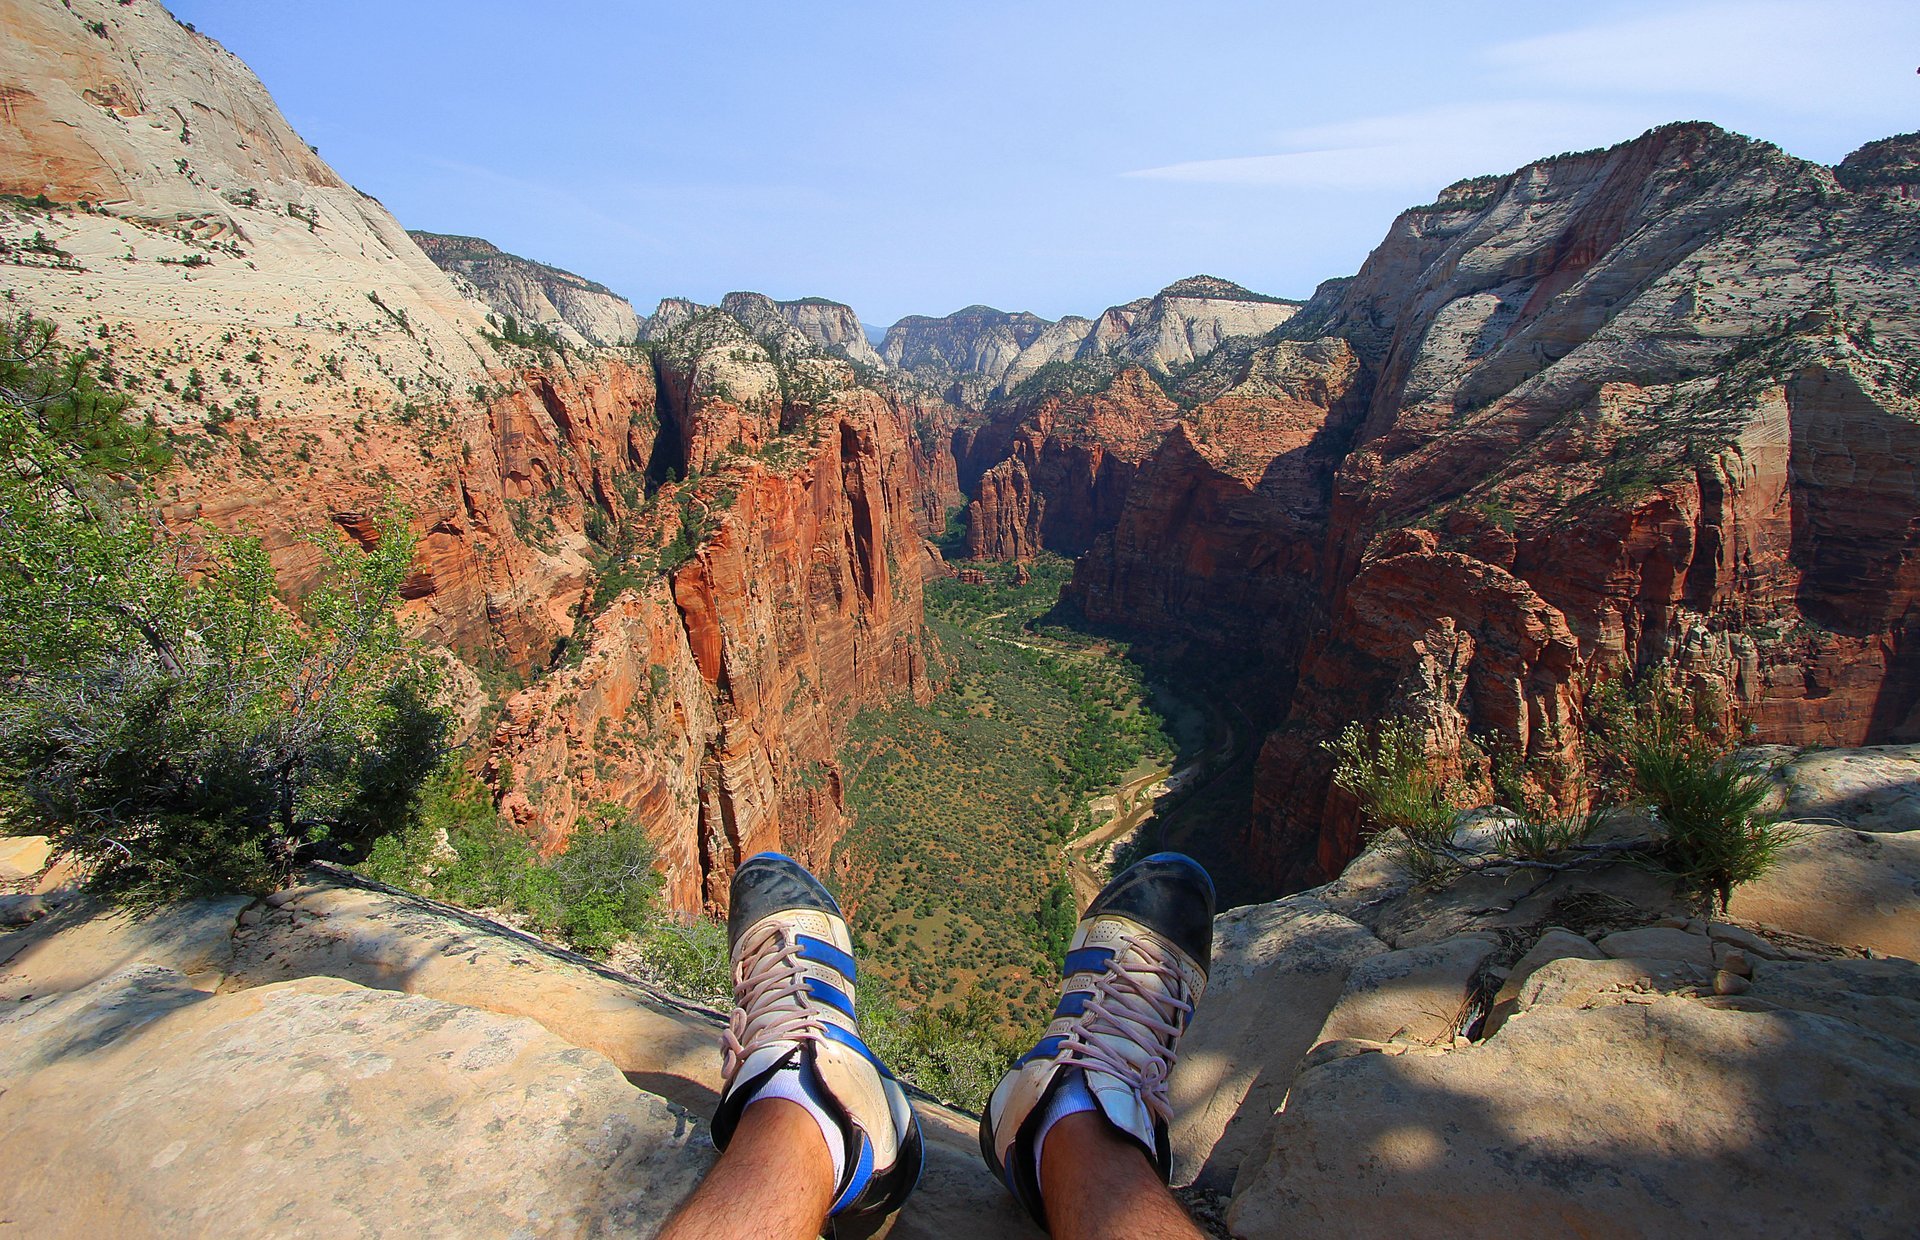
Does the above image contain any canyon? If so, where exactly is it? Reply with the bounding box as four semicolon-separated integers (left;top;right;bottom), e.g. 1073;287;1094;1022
4;4;1920;1238
935;123;1920;897
6;0;1918;918
0;0;936;914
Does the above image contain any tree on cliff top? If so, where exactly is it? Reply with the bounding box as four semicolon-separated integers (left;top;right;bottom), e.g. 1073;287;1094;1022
0;311;445;908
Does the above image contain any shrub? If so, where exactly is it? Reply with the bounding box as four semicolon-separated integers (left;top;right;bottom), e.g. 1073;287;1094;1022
0;313;443;908
1607;668;1791;910
1325;717;1456;860
1497;806;1607;861
545;804;662;953
627;916;731;1006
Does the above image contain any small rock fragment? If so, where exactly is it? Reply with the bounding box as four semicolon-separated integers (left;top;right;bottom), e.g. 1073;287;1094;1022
1713;970;1751;996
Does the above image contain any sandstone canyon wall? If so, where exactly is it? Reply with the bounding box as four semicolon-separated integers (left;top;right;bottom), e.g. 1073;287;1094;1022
0;0;935;914
940;123;1920;897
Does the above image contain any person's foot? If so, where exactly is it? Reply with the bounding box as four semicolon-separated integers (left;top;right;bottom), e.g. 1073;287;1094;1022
712;852;922;1223
980;852;1215;1229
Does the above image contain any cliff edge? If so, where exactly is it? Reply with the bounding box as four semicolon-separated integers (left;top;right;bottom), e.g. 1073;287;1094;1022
4;742;1914;1237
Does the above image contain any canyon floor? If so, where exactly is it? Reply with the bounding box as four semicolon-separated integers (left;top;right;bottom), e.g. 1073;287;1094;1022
4;742;1916;1237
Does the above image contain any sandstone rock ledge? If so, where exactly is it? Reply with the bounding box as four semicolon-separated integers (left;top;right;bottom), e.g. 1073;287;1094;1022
2;748;1916;1238
0;865;1034;1239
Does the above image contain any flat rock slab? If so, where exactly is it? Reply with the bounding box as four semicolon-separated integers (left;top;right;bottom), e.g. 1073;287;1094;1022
0;895;249;999
1727;825;1920;961
1169;895;1385;1190
1514;956;1713;1012
0;834;51;880
1775;744;1920;832
227;876;724;1111
0;966;713;1238
1230;994;1920;1239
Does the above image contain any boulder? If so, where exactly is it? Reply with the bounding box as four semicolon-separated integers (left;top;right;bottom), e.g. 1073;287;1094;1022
0;966;713;1237
1482;928;1607;1034
1596;925;1716;967
1230;993;1920;1238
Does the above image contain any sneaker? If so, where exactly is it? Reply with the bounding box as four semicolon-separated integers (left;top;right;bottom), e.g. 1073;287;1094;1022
711;852;922;1223
980;852;1214;1228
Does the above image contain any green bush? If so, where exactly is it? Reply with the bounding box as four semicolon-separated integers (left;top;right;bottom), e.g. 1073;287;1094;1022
0;312;443;908
360;776;672;959
545;804;662;952
627;916;731;1006
1325;717;1456;863
1607;669;1791;910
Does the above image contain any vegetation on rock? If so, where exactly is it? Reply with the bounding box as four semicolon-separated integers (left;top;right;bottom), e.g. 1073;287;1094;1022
1330;667;1791;911
0;313;442;908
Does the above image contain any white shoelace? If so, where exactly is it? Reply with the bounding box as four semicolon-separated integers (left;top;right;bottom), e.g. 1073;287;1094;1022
1053;933;1194;1125
721;922;827;1084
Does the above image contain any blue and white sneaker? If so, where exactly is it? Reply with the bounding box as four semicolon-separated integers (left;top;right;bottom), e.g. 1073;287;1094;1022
711;852;922;1223
980;853;1214;1229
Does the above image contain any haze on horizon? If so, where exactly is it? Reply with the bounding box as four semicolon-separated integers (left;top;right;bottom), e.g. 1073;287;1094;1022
169;0;1919;332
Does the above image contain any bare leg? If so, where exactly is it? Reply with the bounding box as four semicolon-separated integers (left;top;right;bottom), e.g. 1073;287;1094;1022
1039;1111;1203;1240
657;1099;836;1240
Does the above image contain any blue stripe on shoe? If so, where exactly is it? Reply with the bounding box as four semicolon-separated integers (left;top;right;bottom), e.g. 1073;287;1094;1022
797;935;857;982
1016;1035;1066;1067
1053;990;1092;1019
1062;946;1114;978
805;976;858;1021
820;1019;886;1071
830;1131;876;1215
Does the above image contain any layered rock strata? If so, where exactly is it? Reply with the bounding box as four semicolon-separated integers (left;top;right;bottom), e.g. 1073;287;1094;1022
0;0;936;914
944;122;1920;895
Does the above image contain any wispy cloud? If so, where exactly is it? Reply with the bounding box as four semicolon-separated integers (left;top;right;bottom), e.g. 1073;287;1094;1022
1487;0;1920;117
1125;101;1663;190
1126;0;1918;194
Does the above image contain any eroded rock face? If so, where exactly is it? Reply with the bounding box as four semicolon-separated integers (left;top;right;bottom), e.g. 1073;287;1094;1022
930;123;1920;893
0;1;940;912
1069;338;1367;659
1247;124;1920;885
487;347;936;909
963;368;1178;560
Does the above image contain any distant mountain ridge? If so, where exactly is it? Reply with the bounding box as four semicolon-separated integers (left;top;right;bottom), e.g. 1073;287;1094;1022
640;291;887;370
409;230;642;348
881;276;1301;407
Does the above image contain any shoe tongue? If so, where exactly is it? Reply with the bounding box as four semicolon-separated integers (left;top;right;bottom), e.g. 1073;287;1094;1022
1084;1069;1157;1151
733;1042;802;1094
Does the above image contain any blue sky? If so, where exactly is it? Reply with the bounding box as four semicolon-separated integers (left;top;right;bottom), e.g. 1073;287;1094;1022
171;0;1919;331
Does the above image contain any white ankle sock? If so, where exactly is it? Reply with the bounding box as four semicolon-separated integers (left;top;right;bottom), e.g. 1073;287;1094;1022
744;1063;848;1186
1032;1069;1099;1183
